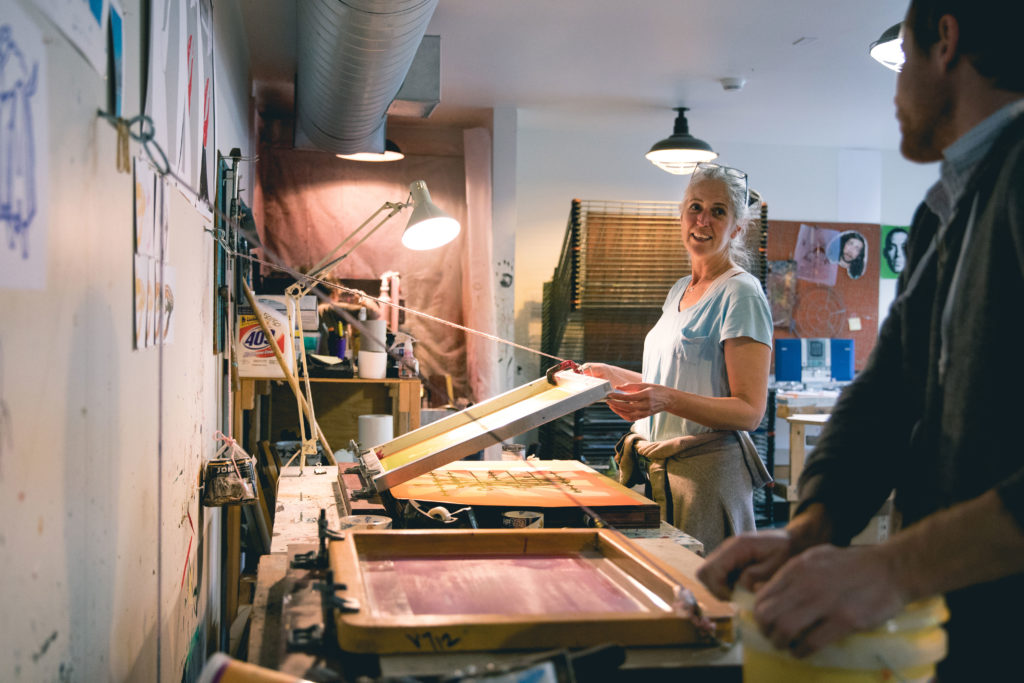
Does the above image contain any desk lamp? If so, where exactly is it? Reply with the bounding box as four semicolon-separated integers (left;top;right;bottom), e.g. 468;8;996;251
278;180;461;471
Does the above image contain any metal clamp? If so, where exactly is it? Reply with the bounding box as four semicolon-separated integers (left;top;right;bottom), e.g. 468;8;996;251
290;550;321;570
286;624;324;652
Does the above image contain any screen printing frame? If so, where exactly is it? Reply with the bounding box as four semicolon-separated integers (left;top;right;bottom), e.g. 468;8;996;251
327;528;733;654
359;370;611;491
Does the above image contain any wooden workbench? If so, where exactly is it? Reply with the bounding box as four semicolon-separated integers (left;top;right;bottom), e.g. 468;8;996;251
248;464;740;680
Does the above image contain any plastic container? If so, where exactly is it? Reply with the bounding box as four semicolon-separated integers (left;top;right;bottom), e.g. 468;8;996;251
736;590;949;682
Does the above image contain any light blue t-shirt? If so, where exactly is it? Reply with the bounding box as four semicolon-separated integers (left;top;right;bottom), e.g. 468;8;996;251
636;268;772;440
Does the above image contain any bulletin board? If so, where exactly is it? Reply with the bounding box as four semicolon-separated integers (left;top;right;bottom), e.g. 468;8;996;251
767;221;880;371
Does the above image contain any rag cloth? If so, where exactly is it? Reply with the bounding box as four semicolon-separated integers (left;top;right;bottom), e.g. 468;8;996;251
615;430;772;553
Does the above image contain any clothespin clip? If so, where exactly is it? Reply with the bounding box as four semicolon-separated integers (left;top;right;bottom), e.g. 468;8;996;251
545;359;581;385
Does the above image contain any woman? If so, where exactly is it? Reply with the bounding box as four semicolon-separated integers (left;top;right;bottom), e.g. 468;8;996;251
582;163;772;552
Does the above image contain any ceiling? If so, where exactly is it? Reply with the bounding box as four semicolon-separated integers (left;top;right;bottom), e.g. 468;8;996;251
242;0;910;152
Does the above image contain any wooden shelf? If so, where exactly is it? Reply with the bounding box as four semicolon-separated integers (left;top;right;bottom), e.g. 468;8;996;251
268;378;421;452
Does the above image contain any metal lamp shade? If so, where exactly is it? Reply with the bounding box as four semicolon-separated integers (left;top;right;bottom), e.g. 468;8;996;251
869;23;903;72
401;180;460;250
646;108;718;174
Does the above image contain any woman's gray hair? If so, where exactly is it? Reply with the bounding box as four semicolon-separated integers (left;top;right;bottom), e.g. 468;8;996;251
686;164;756;270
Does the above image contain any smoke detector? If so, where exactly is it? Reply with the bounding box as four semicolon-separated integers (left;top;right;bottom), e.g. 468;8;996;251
720;77;746;91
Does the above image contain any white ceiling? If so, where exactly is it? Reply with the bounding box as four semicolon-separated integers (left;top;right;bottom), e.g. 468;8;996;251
243;0;910;152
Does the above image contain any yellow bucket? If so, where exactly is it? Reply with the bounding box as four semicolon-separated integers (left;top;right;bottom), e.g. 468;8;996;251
736;591;949;682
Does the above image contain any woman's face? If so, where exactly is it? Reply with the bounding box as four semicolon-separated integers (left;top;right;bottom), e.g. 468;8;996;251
680;178;738;261
842;236;864;263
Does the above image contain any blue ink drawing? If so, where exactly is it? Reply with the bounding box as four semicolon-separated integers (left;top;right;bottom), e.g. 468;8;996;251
0;24;38;260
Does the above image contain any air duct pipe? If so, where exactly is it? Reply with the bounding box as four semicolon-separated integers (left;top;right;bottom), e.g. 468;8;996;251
295;0;439;155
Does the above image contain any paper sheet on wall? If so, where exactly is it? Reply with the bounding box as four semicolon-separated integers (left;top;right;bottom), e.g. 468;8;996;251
31;0;108;75
145;0;215;215
109;0;125;116
1;2;50;290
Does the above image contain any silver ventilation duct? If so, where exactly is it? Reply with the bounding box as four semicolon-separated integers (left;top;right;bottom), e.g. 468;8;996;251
295;0;439;155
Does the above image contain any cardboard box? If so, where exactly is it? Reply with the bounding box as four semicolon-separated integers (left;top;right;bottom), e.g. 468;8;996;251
256;294;319;332
235;296;295;379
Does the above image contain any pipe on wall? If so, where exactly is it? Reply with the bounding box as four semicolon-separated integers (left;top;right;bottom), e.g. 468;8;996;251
295;0;439;155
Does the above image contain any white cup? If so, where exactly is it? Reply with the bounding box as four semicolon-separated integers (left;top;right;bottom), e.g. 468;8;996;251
358;350;388;379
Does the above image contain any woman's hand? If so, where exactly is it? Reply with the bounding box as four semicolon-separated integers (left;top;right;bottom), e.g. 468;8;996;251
604;383;674;421
578;362;641;389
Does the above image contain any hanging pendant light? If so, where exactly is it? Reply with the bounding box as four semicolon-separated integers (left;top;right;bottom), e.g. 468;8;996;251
869;23;904;72
645;107;718;174
336;138;406;162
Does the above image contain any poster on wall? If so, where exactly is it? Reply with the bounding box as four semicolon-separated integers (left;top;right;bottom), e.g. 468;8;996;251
108;0;124;116
826;230;869;280
880;224;909;279
134;253;150;348
134;160;156;256
793;223;838;286
31;0;108;75
154;264;176;345
132;160;171;348
145;0;214;213
194;0;215;207
0;2;50;290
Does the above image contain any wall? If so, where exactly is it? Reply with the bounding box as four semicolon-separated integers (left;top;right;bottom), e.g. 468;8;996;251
510;112;939;382
0;1;252;680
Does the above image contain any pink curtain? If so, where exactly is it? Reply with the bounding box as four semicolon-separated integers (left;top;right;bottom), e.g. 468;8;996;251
254;133;495;403
256;146;466;398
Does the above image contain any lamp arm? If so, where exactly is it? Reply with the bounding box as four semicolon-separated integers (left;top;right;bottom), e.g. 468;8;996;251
286;199;409;298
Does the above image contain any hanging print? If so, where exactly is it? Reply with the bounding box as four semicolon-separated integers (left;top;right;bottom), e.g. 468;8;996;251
0;4;49;290
827;230;868;280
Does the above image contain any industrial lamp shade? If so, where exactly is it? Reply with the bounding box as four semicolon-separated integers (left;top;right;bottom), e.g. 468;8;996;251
646;107;718;174
336;138;406;162
869;23;904;72
401;180;461;250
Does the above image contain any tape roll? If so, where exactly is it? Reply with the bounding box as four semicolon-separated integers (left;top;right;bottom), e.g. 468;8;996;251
502;510;544;529
427;506;454;522
358;414;393;447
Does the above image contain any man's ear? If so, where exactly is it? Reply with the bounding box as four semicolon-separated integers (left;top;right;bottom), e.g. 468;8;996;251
934;14;961;73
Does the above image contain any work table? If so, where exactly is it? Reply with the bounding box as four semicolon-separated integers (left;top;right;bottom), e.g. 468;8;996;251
248;465;741;680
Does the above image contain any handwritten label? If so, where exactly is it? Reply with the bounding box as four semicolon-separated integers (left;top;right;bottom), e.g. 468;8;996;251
405;631;463;651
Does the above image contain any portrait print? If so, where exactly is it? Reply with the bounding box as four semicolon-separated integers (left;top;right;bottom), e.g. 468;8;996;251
881;225;909;279
827;230;868;280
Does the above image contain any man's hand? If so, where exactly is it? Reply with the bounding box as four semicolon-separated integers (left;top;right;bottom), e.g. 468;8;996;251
751;544;906;657
697;529;796;600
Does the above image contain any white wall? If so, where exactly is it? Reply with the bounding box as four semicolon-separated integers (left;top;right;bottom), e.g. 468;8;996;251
0;1;252;680
510;112;938;383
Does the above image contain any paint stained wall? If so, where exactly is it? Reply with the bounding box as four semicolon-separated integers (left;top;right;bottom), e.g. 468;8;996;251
0;1;252;680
